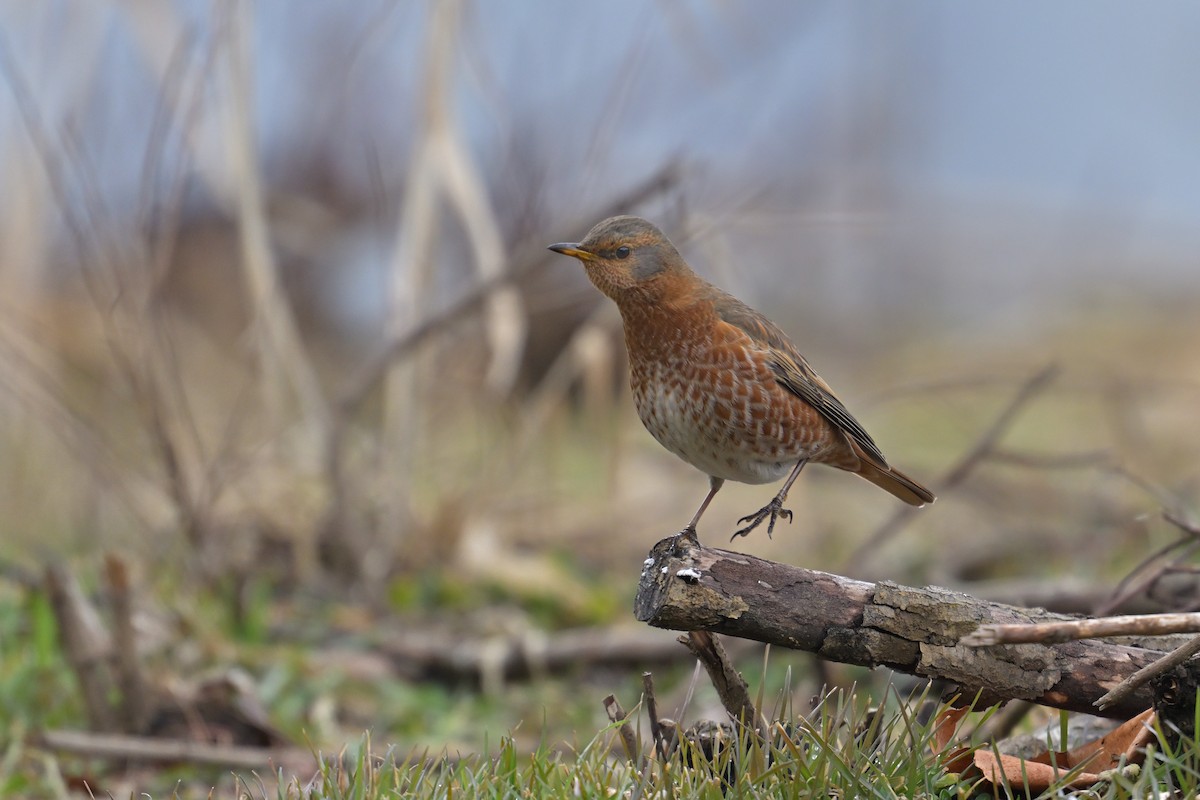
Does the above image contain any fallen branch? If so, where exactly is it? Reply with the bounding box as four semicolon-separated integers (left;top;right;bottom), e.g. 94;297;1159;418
379;625;706;687
635;532;1170;719
36;729;311;771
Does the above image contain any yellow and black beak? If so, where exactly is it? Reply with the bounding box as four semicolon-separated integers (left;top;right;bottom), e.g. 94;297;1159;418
548;242;593;261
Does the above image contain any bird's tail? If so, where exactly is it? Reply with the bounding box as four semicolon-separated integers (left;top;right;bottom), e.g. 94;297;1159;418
853;450;936;507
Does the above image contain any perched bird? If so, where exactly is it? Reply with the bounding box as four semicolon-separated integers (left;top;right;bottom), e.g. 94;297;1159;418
549;215;934;539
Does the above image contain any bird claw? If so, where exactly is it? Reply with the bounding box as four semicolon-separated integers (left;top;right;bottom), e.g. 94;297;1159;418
731;498;793;540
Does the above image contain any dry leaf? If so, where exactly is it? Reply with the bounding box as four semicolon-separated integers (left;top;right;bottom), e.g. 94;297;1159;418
935;706;1156;792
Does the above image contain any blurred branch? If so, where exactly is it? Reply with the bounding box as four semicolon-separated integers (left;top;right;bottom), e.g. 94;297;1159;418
1097;507;1200;617
339;163;678;418
36;729;310;771
0;320;163;531
0;26;225;546
984;448;1111;470
375;0;525;558
846;363;1060;571
106;555;150;733
379;624;702;686
221;3;329;433
44;564;116;732
316;163;678;576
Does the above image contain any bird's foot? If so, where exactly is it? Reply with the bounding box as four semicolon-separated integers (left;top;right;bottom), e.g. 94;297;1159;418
674;525;700;550
731;497;793;540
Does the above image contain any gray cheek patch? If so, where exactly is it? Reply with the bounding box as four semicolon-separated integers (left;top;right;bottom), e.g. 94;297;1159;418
632;246;666;280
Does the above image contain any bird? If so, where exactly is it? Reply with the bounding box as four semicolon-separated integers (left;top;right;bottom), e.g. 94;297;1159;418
549;215;934;540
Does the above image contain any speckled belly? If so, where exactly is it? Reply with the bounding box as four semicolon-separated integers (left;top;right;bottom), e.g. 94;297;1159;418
630;350;827;485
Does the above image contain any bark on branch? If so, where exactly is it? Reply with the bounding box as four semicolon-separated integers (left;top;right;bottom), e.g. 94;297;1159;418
635;532;1168;719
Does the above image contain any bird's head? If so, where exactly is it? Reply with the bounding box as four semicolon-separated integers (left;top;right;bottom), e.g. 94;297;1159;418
549;216;689;305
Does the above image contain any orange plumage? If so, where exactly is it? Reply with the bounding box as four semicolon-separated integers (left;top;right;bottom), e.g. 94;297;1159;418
550;215;933;539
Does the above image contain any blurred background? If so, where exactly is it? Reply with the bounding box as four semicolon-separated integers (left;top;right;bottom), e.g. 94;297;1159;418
1;0;1198;791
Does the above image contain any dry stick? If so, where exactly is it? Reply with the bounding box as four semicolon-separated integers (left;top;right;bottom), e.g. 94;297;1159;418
1164;509;1200;537
637;533;1173;719
679;631;768;744
105;555;149;734
603;694;643;767
1097;509;1200;616
1100;539;1200;618
44;565;115;732
381;626;704;684
1097;634;1200;711
847;363;1060;568
962;612;1200;646
36;729;306;770
223;2;328;433
642;672;668;761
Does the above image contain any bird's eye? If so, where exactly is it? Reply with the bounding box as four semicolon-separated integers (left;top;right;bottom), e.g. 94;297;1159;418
615;246;631;259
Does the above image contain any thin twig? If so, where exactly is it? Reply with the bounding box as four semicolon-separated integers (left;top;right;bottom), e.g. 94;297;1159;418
1164;509;1200;538
642;672;668;761
1097;508;1200;616
962;612;1200;647
1096;633;1200;711
984;448;1111;470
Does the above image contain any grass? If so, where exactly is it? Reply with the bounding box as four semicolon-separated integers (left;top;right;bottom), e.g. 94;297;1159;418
251;696;1200;800
3;305;1200;796
270;694;976;800
6;573;1200;800
1;7;1197;795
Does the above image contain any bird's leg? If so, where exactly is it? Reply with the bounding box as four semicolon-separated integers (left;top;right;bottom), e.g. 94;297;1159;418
732;460;808;540
679;477;724;542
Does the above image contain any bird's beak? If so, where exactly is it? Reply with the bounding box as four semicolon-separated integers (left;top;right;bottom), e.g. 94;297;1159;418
548;242;593;261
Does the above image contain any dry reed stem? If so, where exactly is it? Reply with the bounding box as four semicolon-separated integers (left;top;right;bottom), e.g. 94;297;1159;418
222;4;329;435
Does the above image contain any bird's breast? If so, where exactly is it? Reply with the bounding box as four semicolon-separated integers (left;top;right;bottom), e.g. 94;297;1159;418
624;311;837;484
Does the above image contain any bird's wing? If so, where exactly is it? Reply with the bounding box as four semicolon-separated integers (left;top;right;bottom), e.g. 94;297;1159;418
712;291;889;467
